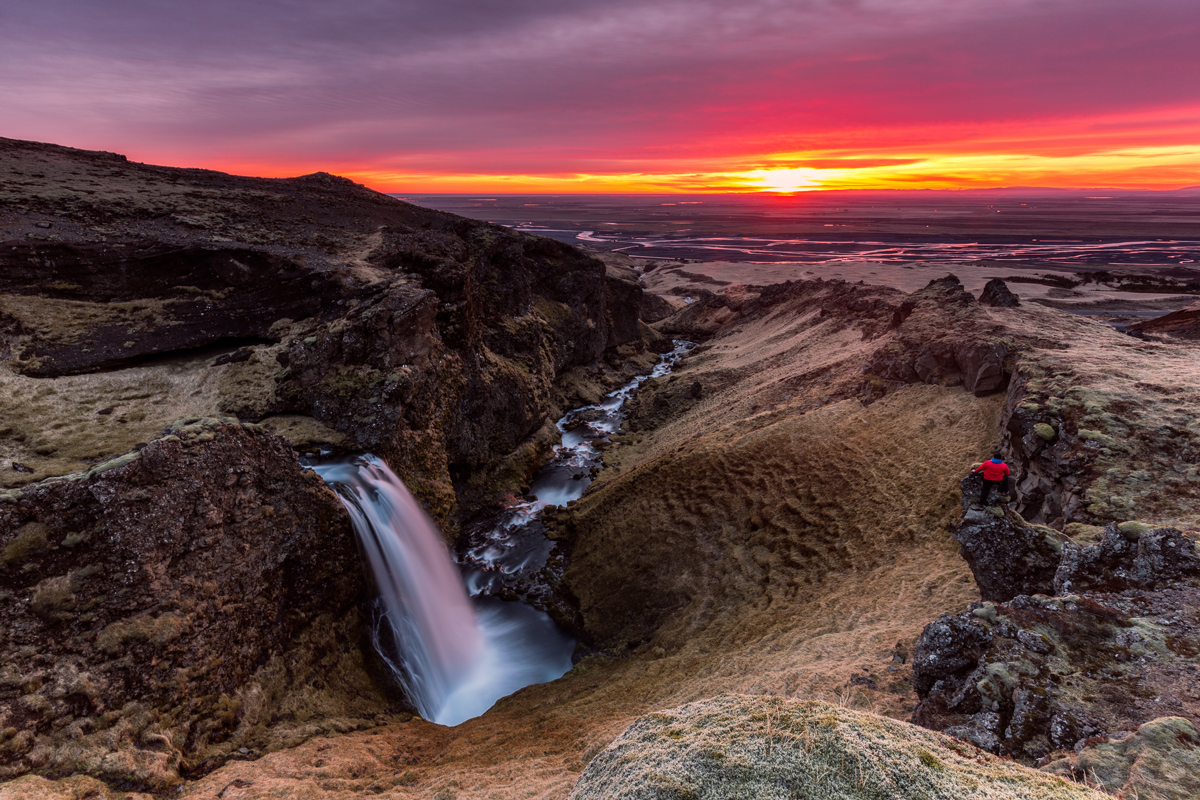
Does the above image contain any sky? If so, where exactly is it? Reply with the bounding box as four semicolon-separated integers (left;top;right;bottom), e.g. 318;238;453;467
2;0;1199;193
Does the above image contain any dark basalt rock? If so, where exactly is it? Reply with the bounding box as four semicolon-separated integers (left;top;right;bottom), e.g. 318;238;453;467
979;278;1021;307
996;378;1078;525
910;612;994;695
956;469;1200;603
954;478;1066;602
913;587;1200;764
1055;523;1200;595
955;340;1010;395
920;274;975;304
637;289;676;324
871;338;1009;396
919;486;1200;766
861;274;1011;397
604;267;648;349
0;420;385;790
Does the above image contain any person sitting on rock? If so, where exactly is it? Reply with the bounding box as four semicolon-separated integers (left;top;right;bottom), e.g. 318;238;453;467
972;452;1011;506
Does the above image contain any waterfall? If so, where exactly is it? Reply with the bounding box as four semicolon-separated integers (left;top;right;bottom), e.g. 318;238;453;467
311;455;573;726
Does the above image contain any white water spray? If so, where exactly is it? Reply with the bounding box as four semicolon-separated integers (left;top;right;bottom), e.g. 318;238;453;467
312;456;573;726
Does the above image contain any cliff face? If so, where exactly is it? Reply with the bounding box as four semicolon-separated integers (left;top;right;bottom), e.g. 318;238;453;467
0;137;649;524
0;420;389;791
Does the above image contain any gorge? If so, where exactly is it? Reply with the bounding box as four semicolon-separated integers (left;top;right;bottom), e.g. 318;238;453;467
2;137;1200;800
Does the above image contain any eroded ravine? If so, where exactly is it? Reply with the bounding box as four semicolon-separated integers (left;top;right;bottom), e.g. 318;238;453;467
305;342;696;728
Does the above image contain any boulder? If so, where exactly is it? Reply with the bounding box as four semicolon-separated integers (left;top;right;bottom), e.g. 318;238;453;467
979;278;1021;307
955;341;1009;395
568;695;1106;800
910;612;994;695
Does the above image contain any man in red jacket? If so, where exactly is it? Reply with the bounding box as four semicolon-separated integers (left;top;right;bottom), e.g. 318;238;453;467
972;452;1011;506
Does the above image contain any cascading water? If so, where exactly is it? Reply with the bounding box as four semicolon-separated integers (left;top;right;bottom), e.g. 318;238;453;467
458;339;696;595
312;456;573;726
310;340;695;726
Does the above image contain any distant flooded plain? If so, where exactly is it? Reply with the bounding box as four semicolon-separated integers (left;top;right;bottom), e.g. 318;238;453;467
402;192;1200;268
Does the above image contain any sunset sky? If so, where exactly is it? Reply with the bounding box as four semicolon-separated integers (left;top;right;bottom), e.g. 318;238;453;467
3;0;1199;193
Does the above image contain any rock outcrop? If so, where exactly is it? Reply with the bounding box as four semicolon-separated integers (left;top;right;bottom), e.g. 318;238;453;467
919;493;1200;775
954;477;1067;601
912;586;1200;765
862;275;1013;397
953;478;1200;602
568;695;1106;800
0;420;389;791
979;278;1021;307
992;338;1200;529
1055;522;1200;595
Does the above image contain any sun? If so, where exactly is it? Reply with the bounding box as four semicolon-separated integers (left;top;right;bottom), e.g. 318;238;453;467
738;167;826;193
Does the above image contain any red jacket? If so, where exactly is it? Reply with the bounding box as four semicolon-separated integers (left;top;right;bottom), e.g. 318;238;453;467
974;459;1011;481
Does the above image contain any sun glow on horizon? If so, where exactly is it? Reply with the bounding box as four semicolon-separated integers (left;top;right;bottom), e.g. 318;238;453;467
317;141;1200;195
737;167;828;193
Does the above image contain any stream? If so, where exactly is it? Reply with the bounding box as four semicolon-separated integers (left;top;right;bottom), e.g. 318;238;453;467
457;339;696;597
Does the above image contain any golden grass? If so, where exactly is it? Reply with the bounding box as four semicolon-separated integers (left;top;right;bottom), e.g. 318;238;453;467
0;353;225;486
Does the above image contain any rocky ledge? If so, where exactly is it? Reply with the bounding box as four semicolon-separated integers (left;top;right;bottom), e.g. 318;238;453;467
912;478;1200;798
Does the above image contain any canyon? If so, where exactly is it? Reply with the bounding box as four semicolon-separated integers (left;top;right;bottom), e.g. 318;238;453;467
2;138;1199;800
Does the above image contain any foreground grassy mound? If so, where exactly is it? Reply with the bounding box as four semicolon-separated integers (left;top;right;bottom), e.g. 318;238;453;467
568;695;1106;800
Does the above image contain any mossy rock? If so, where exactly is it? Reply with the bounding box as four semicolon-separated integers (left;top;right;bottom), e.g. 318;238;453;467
1076;429;1114;445
1044;717;1200;800
568;695;1107;800
1117;521;1157;541
1;521;50;566
1034;423;1056;442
